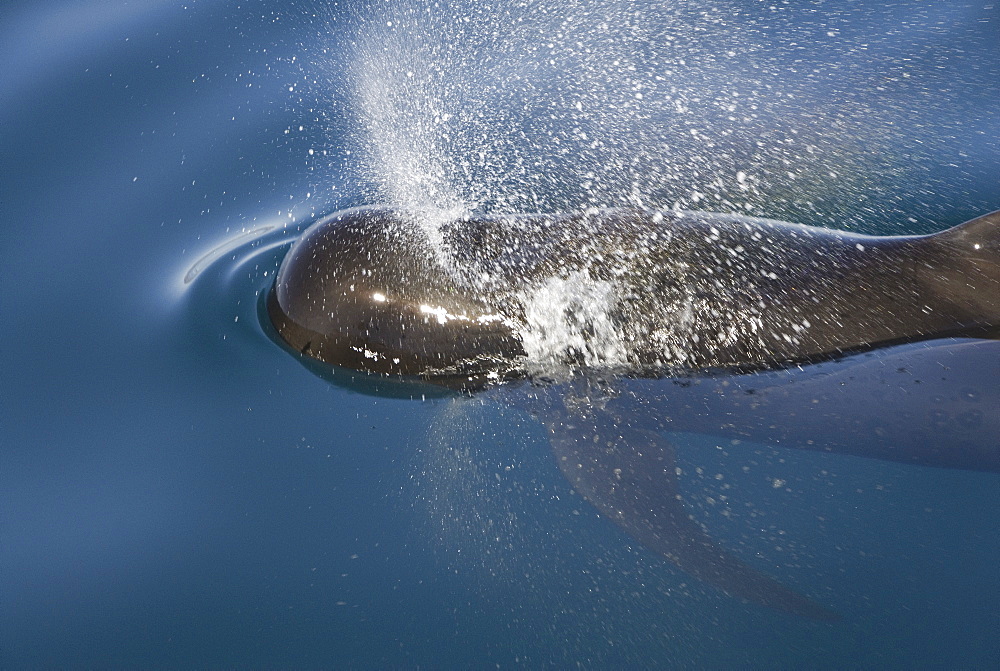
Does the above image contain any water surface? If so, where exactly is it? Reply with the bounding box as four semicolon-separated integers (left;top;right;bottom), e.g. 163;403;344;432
2;1;999;667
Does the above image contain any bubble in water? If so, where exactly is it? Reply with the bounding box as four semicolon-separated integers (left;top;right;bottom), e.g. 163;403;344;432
410;397;524;579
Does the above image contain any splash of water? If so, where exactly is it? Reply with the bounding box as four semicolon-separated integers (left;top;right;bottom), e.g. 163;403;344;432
348;0;775;218
293;0;999;240
341;0;980;227
520;271;627;372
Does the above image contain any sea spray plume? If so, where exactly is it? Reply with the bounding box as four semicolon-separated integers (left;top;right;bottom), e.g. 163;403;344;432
345;0;785;217
335;0;965;235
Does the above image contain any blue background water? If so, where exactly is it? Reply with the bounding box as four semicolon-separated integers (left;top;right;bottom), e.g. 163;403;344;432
2;1;999;667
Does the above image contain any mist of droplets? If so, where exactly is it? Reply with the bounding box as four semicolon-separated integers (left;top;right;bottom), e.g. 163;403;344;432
330;0;997;233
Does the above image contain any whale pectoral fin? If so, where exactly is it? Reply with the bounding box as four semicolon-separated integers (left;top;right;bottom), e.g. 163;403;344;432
544;411;839;621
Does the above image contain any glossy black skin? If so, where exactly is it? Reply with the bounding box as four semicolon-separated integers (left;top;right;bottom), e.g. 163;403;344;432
267;208;524;389
269;207;1000;390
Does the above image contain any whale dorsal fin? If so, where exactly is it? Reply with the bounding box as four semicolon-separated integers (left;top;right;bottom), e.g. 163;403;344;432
937;209;1000;247
541;405;839;621
921;209;1000;329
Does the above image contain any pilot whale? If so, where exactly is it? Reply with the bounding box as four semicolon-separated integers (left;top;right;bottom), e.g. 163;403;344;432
266;206;1000;620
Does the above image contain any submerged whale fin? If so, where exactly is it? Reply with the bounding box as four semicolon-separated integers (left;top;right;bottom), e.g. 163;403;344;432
543;406;840;621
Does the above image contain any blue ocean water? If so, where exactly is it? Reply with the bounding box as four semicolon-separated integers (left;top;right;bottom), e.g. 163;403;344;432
2;1;999;667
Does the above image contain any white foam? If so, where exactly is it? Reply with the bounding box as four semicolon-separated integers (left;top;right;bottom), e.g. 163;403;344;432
519;272;627;375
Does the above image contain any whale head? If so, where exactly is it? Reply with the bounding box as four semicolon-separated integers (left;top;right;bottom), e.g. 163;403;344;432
267;208;525;389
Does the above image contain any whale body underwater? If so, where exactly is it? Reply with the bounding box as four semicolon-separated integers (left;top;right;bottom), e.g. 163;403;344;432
266;206;1000;620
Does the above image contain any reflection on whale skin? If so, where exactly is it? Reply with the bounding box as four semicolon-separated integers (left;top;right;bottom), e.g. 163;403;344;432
265;206;1000;620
